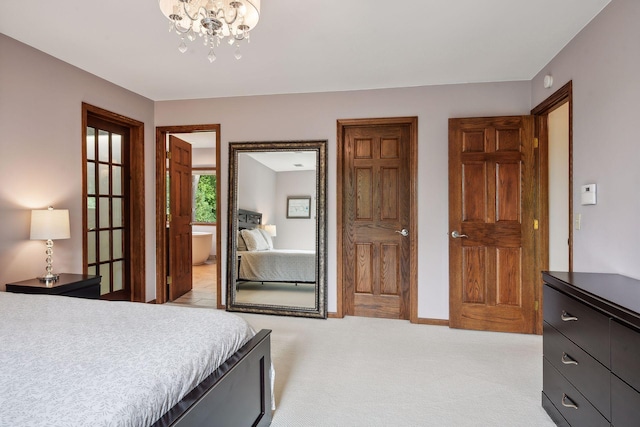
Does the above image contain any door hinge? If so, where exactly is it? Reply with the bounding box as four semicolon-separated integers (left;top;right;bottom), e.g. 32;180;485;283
167;276;172;285
533;219;539;230
167;213;172;222
535;300;539;311
533;137;539;148
166;151;172;160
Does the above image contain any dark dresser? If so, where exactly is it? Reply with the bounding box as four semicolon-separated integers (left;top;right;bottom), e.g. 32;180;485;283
542;271;640;427
6;273;101;299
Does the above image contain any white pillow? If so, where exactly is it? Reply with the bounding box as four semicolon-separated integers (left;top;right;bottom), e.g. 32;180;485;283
257;228;274;250
241;228;269;251
237;231;248;251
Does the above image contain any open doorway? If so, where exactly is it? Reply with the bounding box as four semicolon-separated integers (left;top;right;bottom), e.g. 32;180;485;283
547;102;570;271
532;81;573;333
155;125;221;307
446;83;572;335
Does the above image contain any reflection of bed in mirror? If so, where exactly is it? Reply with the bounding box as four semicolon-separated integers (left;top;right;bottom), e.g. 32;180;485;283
237;208;316;289
227;140;327;318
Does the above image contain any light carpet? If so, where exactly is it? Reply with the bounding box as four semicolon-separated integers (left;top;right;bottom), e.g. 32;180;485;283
238;313;555;427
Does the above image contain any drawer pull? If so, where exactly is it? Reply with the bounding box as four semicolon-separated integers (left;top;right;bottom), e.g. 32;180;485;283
561;352;578;365
561;393;578;410
561;310;578;322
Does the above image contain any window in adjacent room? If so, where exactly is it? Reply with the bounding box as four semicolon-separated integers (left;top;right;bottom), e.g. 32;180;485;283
192;168;217;224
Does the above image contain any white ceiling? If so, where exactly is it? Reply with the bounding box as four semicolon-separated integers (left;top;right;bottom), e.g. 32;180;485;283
169;132;316;171
0;0;610;101
247;151;317;172
172;132;216;148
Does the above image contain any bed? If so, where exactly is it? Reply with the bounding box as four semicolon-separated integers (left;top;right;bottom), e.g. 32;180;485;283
0;291;272;427
236;209;316;288
238;249;315;283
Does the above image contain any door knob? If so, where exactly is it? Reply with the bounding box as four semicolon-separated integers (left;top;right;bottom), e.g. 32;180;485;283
395;229;409;237
451;230;468;239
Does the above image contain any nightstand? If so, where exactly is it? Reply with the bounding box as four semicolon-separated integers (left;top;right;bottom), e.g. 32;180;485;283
6;273;101;299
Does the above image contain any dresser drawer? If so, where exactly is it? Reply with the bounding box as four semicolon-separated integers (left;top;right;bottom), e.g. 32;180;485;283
544;285;610;367
611;374;640;427
543;322;610;419
610;320;640;392
542;358;609;427
542;392;571;427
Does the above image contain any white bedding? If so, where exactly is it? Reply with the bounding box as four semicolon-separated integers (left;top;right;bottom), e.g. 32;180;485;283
0;292;255;427
238;249;315;282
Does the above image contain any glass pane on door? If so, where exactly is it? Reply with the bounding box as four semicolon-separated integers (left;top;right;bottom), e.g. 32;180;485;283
113;261;123;292
98;130;109;162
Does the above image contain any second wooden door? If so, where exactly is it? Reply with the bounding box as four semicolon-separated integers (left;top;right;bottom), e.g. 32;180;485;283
448;116;537;333
341;120;413;319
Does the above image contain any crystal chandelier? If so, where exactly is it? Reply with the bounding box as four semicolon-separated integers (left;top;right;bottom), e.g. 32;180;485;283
158;0;260;62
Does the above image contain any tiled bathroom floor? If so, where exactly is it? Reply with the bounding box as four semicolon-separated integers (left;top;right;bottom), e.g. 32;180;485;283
171;261;217;308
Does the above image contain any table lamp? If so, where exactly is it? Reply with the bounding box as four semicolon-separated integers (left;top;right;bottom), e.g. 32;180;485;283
262;224;277;237
30;206;70;282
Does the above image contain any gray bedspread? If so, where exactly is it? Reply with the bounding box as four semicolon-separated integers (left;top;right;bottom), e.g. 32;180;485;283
238;249;315;282
0;292;255;426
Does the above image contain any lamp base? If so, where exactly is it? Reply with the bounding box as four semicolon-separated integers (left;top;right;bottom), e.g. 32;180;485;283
38;238;59;285
38;273;60;284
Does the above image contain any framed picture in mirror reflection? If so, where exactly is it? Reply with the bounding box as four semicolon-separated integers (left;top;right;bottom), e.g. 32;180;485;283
286;196;311;218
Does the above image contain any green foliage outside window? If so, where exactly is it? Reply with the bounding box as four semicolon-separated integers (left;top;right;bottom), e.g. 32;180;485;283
194;174;217;223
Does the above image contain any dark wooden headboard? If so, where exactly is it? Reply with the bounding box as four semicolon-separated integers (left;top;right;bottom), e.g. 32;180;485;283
238;208;262;230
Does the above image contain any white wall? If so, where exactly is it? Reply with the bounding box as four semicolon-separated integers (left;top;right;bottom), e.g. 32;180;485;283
531;0;640;279
0;34;156;296
237;154;277;221
548;103;570;271
275;170;316;250
192;147;216;167
236;163;315;250
156;82;531;319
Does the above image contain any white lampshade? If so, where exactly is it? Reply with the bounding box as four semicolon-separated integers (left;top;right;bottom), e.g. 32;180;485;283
30;207;71;241
262;224;277;237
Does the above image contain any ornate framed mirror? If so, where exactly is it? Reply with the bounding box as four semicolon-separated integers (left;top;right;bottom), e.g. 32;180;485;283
226;140;327;318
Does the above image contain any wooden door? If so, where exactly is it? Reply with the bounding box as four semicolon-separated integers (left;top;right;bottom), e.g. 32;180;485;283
84;115;131;301
342;123;412;319
448;116;536;333
168;135;193;300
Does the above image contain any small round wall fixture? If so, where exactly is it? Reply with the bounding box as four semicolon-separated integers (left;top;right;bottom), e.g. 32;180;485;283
543;75;554;89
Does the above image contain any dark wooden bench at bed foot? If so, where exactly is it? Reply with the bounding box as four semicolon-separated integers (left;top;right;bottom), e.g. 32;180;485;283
152;329;272;427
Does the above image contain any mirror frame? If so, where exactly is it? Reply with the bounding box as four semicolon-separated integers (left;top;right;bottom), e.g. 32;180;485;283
226;140;327;318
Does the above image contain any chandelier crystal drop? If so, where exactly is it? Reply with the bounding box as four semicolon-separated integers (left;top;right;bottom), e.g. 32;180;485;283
158;0;260;61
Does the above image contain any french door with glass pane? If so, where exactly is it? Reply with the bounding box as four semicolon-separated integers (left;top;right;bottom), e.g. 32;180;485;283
85;116;130;300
